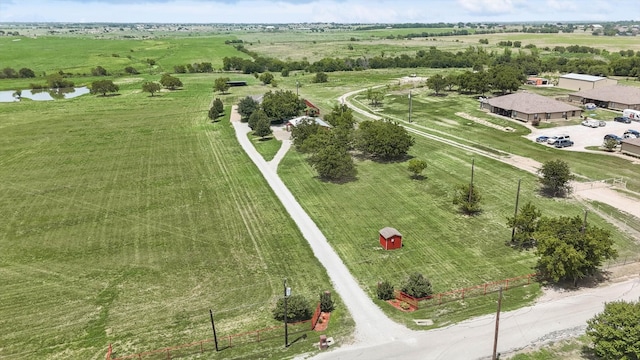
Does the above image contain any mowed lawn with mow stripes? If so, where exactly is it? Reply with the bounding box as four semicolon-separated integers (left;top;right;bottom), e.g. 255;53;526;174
0;76;345;359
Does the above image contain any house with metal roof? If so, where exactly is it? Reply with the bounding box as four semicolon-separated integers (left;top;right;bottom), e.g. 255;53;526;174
285;116;331;131
568;85;640;111
481;92;582;123
557;73;618;91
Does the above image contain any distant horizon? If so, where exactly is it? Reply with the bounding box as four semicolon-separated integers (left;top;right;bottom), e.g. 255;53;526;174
1;20;637;25
2;0;639;24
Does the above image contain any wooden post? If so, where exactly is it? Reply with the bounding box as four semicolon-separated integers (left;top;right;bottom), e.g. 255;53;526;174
582;209;588;234
408;90;413;123
492;287;503;360
468;158;475;204
209;309;219;352
511;179;521;242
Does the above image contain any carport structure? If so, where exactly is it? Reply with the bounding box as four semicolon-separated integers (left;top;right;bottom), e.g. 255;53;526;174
482;92;582;123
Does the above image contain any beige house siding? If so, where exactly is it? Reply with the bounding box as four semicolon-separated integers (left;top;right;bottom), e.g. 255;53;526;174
558;77;617;91
612;102;640;111
621;140;640;157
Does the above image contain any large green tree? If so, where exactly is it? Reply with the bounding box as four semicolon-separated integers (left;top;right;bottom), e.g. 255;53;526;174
141;81;161;96
90;80;119;96
355;120;414;160
426;74;447;95
261;90;305;123
291;118;323;149
248;109;269;130
586;300;640;360
538;159;574;197
259;72;274;85
253;116;273;139
214;77;230;94
323;104;355;129
506;201;542;248
237;96;260;122
489;64;525;94
160;73;183;90
304;130;356;181
535;215;617;286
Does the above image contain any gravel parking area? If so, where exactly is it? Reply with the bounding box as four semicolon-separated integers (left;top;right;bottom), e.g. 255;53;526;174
525;120;640;151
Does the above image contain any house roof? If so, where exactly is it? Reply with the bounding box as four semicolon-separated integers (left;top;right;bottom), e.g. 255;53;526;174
560;73;606;82
621;138;640;146
286;116;331;128
571;85;640;106
485;92;581;114
379;227;402;239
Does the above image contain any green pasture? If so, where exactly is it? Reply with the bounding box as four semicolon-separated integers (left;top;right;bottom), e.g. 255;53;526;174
0;35;248;81
241;27;640;63
0;74;352;359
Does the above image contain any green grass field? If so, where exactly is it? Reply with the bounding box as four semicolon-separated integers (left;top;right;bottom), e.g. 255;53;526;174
0;35;249;82
0;74;352;359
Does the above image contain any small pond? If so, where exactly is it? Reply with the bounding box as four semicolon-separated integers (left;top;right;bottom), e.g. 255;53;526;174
0;87;90;102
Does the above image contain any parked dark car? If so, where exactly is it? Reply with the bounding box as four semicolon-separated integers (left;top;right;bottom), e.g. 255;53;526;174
554;139;574;148
614;116;632;124
604;134;622;144
535;135;549;143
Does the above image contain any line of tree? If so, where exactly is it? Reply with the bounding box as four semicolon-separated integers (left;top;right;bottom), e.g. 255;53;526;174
223;42;640;78
173;62;214;74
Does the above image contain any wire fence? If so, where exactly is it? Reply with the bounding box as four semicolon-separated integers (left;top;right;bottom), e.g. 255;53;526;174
393;273;537;310
107;307;321;360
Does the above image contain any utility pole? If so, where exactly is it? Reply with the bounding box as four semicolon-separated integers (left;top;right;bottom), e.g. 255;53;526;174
582;209;588;234
511;179;521;242
283;278;289;347
468;158;475;203
408;90;412;123
492;287;503;360
296;81;299;97
209;309;219;352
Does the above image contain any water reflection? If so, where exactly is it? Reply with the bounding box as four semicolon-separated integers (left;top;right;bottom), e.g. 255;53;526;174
0;87;90;102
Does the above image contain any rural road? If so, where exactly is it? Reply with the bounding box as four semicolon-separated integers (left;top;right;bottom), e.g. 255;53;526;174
230;91;640;359
229;107;411;346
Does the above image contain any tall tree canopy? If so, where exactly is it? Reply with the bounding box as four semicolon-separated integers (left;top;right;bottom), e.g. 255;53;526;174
355;120;414;160
160;74;183;90
141;81;161;96
426;74;446;95
587;300;640;360
538;159;574;197
260;90;305;123
535;215;616;286
90;80;119;96
506;201;542;248
214;77;230;94
237;96;260;122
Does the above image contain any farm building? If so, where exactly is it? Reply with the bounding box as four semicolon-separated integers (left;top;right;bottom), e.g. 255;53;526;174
568;85;640;111
379;227;402;250
481;92;582;123
304;99;321;116
285;116;331;131
621;138;640;158
557;73;617;91
526;77;549;86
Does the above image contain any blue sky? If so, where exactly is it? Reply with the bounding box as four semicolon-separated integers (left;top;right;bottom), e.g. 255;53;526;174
1;0;639;23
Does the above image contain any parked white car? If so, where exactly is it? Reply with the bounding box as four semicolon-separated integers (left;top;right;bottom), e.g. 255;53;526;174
547;134;571;145
581;119;600;128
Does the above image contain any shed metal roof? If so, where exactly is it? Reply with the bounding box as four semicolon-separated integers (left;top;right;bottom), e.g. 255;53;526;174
379;227;402;239
560;73;607;82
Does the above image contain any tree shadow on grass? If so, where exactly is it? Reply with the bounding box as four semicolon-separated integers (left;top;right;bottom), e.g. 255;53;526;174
315;175;358;185
98;93;122;97
410;174;426;181
538;270;612;293
428;92;448;97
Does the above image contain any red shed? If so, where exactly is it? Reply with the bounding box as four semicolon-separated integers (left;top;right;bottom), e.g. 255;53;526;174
379;227;402;250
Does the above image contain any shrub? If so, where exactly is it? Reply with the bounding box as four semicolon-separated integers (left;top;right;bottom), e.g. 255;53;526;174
377;280;394;300
272;295;312;322
320;291;334;312
401;273;432;298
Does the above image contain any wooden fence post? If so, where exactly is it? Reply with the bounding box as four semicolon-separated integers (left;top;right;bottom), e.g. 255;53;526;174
505;279;510;290
484;283;488;295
